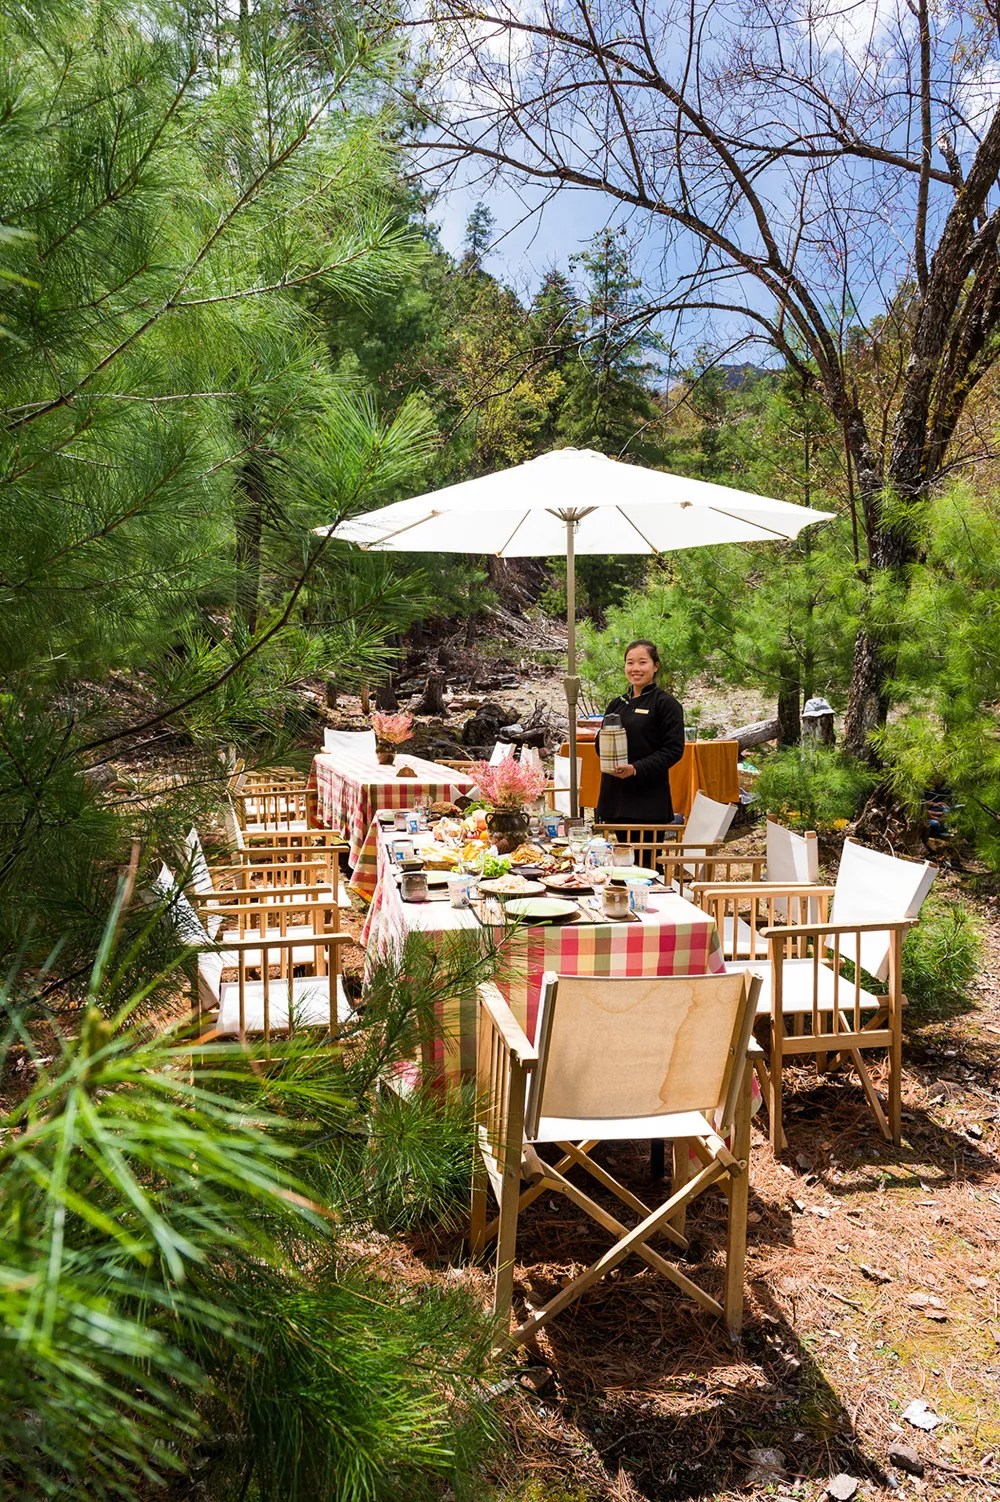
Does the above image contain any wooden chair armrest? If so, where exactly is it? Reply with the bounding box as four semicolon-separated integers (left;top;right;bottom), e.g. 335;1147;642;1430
477;981;537;1067
692;882;836;897
763;918;917;939
194;932;352;953
204;860;331;875
659;841;727;856
190;886;334;908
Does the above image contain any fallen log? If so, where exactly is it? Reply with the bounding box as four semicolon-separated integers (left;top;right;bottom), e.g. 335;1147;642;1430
726;716;780;751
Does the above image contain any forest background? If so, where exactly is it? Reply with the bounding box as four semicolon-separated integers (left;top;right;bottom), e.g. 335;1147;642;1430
1;0;1000;1497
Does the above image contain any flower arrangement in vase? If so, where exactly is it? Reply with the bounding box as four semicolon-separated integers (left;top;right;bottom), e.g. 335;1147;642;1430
471;756;548;852
371;712;413;766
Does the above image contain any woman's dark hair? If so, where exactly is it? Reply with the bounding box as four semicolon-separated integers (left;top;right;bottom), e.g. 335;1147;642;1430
623;639;660;671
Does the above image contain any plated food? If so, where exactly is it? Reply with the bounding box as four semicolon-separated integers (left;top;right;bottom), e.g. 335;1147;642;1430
508;842;549;867
543;872;593;893
479;874;546;898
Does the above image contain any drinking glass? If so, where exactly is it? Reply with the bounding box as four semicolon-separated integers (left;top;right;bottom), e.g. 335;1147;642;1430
612;844;635;868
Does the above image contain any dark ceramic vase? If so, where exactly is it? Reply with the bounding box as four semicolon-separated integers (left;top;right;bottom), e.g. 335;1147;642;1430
486;807;529;854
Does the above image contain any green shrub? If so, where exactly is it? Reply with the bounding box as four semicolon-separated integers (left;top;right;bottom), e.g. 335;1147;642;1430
902;898;982;1020
752;746;877;830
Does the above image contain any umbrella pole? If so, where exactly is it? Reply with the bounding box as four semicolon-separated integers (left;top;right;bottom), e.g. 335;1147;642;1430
564;517;580;819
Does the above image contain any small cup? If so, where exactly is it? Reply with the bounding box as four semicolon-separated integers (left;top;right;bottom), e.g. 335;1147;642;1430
406;811;420;835
543;814;561;839
400;870;428;902
601;884;631;919
612;844;635;867
393;810;408;831
447;874;476;909
626;879;651;913
391;839;414;863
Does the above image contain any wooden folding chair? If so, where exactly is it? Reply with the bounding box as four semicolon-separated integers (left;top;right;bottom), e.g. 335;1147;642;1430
694;840;937;1148
223;797;345;870
471;969;762;1346
184;826;338;899
195;928;352;1041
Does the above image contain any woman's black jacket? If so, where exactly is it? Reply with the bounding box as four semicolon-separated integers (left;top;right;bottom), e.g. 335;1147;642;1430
594;682;685;824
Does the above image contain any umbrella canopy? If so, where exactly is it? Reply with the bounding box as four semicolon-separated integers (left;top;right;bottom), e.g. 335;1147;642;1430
322;447;834;555
316;448;835;815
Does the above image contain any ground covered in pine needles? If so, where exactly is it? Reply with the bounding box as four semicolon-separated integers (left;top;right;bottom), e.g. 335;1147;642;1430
341;861;1000;1502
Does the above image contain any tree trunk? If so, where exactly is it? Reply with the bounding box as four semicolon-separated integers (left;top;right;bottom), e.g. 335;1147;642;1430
374;680;399;712
777;667;801;746
727;717;781;750
413;672;447;716
325;680;338;710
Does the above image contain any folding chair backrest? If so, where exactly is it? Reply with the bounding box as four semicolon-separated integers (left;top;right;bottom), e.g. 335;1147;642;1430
831;839;937;981
766;820;819;883
223;797;246;854
766;820;820;921
520;746;542;771
151;862;223;1001
684;791;737;847
525;971;759;1138
551;754;582;815
324;728;376;756
489;741;515;765
183;828;222;938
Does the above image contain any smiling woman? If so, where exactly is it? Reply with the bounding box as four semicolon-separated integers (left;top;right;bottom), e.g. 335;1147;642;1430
595;640;685;825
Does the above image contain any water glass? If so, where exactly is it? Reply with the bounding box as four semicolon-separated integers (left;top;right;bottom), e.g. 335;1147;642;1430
612;844;635;868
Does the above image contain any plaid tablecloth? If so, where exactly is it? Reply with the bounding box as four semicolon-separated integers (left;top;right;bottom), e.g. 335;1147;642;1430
361;822;726;1082
307;749;476;892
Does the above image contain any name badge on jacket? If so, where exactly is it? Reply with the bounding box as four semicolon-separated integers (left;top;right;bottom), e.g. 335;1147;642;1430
634;708;649;715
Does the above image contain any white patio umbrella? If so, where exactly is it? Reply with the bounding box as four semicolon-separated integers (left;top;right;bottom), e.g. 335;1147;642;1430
316;448;835;815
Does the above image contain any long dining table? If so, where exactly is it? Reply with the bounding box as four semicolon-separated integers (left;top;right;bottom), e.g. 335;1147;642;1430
360;819;727;1085
306;746;477;894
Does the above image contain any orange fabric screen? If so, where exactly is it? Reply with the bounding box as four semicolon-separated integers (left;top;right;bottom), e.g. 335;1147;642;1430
561;735;739;817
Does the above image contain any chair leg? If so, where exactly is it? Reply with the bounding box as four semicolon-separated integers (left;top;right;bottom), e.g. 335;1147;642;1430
493;1159;520;1328
671;1138;692;1237
888;1001;902;1147
650;1139;665;1180
768;1018;784;1153
724;1066;752;1338
470;1155;487;1257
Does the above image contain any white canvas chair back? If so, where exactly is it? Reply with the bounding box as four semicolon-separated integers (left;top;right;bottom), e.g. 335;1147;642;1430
766;821;820;921
489;740;515;766
151;862;225;1000
766;820;819;884
183;828;222;938
678;791;737;877
684;791;737;848
831;839;937;982
552;754;582;815
324;727;376;756
525;971;758;1141
520;745;542;771
223;797;245;853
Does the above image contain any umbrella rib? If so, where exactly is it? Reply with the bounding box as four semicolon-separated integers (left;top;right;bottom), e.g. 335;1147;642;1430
704;505;811;540
614;507;662;554
496;510;532;555
347;509;443;548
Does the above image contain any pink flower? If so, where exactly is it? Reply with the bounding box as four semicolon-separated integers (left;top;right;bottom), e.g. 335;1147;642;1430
371;711;413;745
472;756;548;809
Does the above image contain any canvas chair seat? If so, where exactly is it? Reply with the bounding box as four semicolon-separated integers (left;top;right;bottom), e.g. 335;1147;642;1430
216;973;352;1035
723;958;884;1016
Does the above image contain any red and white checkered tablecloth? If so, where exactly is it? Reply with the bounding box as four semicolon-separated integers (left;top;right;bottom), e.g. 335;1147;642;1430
360;822;727;1083
306;750;476;894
